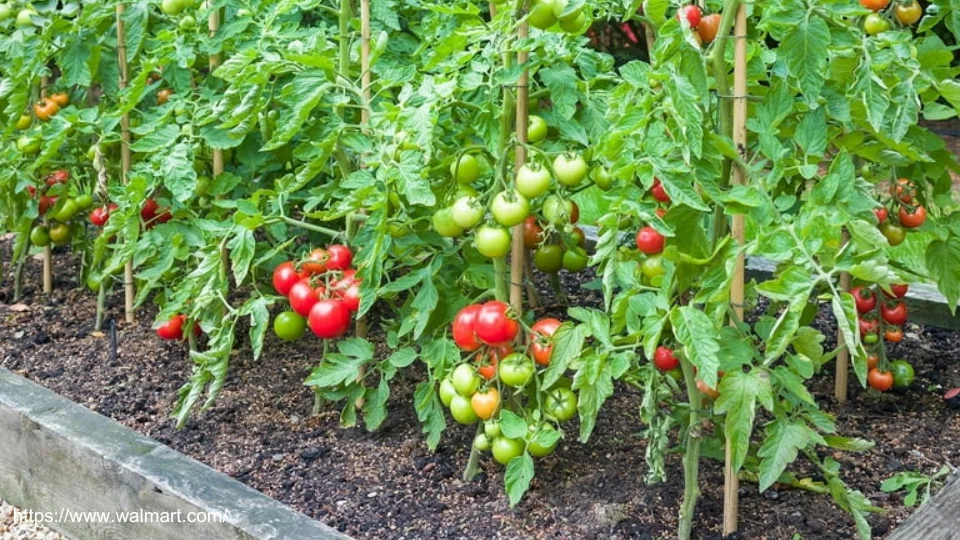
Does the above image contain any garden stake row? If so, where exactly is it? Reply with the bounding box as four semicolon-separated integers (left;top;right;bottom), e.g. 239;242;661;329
115;3;135;324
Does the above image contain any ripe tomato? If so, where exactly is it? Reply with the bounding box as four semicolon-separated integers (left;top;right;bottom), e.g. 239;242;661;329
528;115;548;143
534;244;564;273
46;169;69;185
337;281;361;312
884;327;904;343
89;205;117;227
156;314;186;340
301;248;328;274
676;5;702;27
867;354;879;370
890;178;914;204
523;216;543;249
452;196;484;229
308;299;351;339
157;88;174;105
858;317;880;338
544;387;577;421
274;311;306;341
879;221;906;246
516;163;552;198
860;0;890;11
49;92;69;107
491;190;530;227
273;262;305;295
530;317;562;366
889;360;914;390
898;205;926;228
697;13;721;44
325;244;353;270
288;280;321;316
474;301;519;346
433;207;465;237
880;301;908;326
894;1;922;25
885;283;908;299
491;436;526;465
864;13;890;35
475;225;512;258
38;195;57;216
874;207;888;224
636;226;665;255
553;153;588;187
651;178;671;203
450;154;480;184
453;304;483;351
452;364;481;396
33;99;59;121
478;346;508;380
654;346;680;371
471;388;500;420
499;353;535;387
697;379;721;400
851;286;877;314
450;394;479;424
867;368;894;392
140;198;159;222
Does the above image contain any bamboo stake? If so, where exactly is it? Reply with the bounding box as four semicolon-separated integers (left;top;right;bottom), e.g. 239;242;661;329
835;231;851;401
724;3;748;536
116;4;135;323
509;3;529;314
352;0;371;408
39;76;53;294
208;1;226;283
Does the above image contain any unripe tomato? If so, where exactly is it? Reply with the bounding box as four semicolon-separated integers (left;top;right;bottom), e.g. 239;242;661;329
439;379;457;407
516;163;552;198
450;394;479;424
473;432;492;452
592;166;613;190
273;311;306;341
484;421;501;439
562;247;589;272
474;301;519;346
534;244;564;273
498;353;535;388
654;346;680;371
894;1;922;25
527;424;559;457
491;190;530;227
471;388;500;420
864;13;890;35
452;196;484;229
636;226;665;254
433;207;465;237
49;223;71;245
553;153;588;187
879;222;906;246
641;255;666;281
527;115;548;143
452;304;483;352
528;0;558;29
898;205;926;228
16;115;32;130
544;387;577;421
867;368;894;392
308;299;351;339
889;360;914;390
161;0;186;15
542;195;576;225
452;363;481;396
475;225;512;258
491;436;526;465
450;154;480;184
30;226;50;247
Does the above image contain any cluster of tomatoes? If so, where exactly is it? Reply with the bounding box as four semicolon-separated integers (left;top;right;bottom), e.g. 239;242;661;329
526;0;590;33
675;5;722;45
634;179;671;285
0;2;37;29
271;244;359;341
28;170;94;248
876;178;927;247
156;313;202;341
441;301;574;463
860;0;923;35
853;283;915;392
14;90;69;155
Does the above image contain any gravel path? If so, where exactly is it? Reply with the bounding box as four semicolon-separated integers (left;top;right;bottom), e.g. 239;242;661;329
0;499;66;540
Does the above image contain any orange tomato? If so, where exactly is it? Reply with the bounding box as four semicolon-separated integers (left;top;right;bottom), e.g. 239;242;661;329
697;13;721;44
868;368;894;392
33;99;59;121
860;0;890;11
49;92;70;107
471;388;500;420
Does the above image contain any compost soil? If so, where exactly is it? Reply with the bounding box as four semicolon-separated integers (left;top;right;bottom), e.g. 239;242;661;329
2;244;960;540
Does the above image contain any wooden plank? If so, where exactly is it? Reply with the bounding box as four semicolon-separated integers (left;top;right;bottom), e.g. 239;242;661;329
888;474;960;540
0;368;349;540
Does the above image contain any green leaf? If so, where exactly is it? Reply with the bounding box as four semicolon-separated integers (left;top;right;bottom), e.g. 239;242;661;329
504;453;535;506
757;419;816;491
387;348;418;368
927;235;960;314
499;410;528;439
160;143;198;203
364;379;390;431
780;16;830;101
304;339;373;388
540;64;579;120
715;370;774;471
541;324;585;389
413;381;445;451
670;307;720;389
228;228;255;286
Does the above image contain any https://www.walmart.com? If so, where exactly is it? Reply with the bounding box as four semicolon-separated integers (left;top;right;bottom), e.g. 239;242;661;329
14;507;230;525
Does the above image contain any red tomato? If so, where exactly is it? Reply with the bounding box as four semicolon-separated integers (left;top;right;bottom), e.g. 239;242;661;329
479;345;511;380
523;216;543;249
474;301;519;346
677;5;702;27
654;346;680;371
140;198;159;222
39;196;57;216
89;205;117;227
851;286;876;314
338;281;361;312
867;368;894;391
867;355;879;370
46;169;69;186
890;178;914;204
529;317;562;366
452;304;483;352
635;226;665;255
874;207;888;224
301;248;328;274
655;207;667;218
651;179;670;203
308;299;351;339
156;314;186;340
273;262;306;296
885;283;908;299
858;317;879;337
880;301;908;326
898;206;926;228
288;279;321;316
325;244;353;270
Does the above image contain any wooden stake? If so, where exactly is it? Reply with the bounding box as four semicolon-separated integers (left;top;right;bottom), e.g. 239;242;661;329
724;3;748;536
208;2;223;177
356;0;370;341
835;231;851;401
39;77;53;294
116;4;135;323
510;4;529;314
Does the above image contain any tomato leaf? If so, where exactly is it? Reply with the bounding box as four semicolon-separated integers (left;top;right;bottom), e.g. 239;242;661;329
504;453;535;507
499;410;528;439
413;381;445;451
670;306;720;389
363;379;390;432
715;369;774;472
757;419;820;492
927;234;960;314
541;323;585;390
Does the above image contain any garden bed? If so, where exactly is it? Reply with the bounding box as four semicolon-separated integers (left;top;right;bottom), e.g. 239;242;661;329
2;244;959;539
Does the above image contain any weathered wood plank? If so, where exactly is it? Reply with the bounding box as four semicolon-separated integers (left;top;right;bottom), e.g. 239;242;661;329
0;368;349;540
888;474;960;540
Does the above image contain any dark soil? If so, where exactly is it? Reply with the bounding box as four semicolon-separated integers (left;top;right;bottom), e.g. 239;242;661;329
2;240;960;540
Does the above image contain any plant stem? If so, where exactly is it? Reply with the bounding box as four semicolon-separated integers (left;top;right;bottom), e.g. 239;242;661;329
279;216;342;237
94;283;107;332
678;359;703;540
492;257;509;302
462;423;483;481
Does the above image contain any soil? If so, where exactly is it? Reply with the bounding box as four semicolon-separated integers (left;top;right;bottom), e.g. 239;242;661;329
2;241;960;540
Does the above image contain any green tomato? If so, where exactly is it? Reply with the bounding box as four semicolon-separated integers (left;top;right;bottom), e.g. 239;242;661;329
534;244;564;273
439;378;457;407
432;207;464;237
542;195;574;225
553;0;583;21
528;0;558;29
864;333;880;345
890;360;915;390
592;166;613;190
0;4;12;21
544;387;577;422
553;153;589;187
879;221;906;247
864;13;890;35
195;175;211;197
562;246;589;272
516;163;552;199
455;185;479;199
490;190;530;227
527;115;548;143
49;223;71;246
16;115;32;130
450;394;479;424
484;420;501;439
451;363;480;396
450;154;480;184
475;225;512;258
54;199;80;222
179;15;196;30
527;424;560;457
15;8;36;27
236;8;252;16
451;196;484;229
74;194;94;211
491;436;526;465
559;11;587;33
273;311;306;341
17;136;40;155
161;0;186;15
641;254;665;280
498;353;535;388
86;274;101;292
29;226;50;247
473;432;492;452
